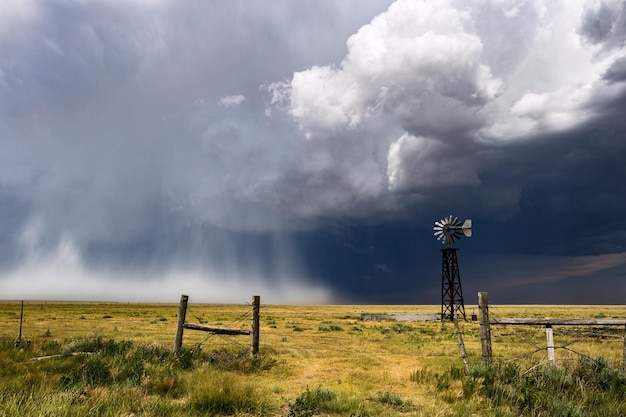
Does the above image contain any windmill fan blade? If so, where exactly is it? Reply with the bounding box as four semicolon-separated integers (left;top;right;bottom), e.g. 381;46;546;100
433;214;472;246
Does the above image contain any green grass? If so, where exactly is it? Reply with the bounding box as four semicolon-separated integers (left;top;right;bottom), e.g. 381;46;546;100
1;302;625;416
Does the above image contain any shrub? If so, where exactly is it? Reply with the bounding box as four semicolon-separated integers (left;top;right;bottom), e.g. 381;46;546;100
81;356;112;386
391;323;413;333
288;386;337;417
376;390;403;406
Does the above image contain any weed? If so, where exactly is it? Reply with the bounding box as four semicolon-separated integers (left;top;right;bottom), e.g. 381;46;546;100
376;390;403;406
288;386;336;417
410;367;434;384
391;323;413;333
208;347;276;373
318;324;343;332
435;372;450;390
81;355;112;386
149;376;184;398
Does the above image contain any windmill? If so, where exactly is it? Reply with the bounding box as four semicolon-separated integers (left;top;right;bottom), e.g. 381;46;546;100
434;215;472;321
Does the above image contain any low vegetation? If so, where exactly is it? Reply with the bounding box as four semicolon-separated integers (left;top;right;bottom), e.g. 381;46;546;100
0;302;625;416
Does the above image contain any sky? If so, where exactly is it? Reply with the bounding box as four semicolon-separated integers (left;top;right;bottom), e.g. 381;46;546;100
1;0;626;305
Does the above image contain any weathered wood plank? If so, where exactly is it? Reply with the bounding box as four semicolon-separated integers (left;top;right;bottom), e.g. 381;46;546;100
490;318;626;326
182;323;251;335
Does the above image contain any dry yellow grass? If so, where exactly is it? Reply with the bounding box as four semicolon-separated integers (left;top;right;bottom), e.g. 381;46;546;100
1;300;625;415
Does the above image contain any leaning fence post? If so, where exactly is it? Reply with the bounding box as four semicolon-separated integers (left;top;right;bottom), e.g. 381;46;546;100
251;295;260;356
454;314;470;374
478;292;492;365
174;294;189;352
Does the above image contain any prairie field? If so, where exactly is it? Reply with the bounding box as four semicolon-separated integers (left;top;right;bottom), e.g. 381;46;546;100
1;301;625;416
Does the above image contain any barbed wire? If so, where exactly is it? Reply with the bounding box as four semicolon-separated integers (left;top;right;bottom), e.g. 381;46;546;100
482;306;624;366
184;301;254;353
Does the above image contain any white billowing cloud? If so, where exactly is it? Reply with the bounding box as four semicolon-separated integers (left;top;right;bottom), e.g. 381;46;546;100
219;95;246;108
269;0;626;199
271;0;502;139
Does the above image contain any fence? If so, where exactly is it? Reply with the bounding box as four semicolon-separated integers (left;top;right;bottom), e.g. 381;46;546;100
478;292;626;367
174;294;260;356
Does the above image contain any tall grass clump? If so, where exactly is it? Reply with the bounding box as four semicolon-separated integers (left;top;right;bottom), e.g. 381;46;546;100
464;357;626;417
0;334;282;417
288;386;338;417
57;337;198;389
187;368;274;416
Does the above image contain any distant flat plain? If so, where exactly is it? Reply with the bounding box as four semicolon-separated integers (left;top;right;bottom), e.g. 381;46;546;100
1;301;625;415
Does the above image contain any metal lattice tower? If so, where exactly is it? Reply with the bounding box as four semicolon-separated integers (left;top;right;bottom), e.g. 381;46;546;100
441;248;465;320
433;215;472;321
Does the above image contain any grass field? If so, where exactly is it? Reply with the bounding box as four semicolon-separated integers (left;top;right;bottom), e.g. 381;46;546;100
1;301;625;416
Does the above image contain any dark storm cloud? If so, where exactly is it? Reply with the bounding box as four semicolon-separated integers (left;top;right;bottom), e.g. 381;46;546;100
1;0;626;303
604;57;626;83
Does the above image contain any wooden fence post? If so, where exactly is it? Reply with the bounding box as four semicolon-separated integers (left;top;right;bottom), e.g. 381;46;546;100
251;295;260;356
546;325;555;363
17;301;24;346
478;292;492;365
623;325;626;370
174;295;189;352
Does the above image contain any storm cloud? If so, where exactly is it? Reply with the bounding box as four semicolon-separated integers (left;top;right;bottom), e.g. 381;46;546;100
1;0;626;303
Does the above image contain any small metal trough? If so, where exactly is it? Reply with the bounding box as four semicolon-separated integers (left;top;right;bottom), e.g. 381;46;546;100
360;313;441;321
